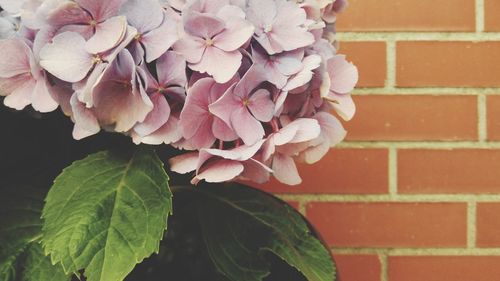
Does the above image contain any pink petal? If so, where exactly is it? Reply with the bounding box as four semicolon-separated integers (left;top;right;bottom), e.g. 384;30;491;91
169;152;199;174
183;12;225;39
202;139;265;161
272;154;302;185
31;79;58;112
193;159;244;184
156;51;187;87
189;46;242;83
173;36;206;64
212;117;238;141
85;16;127;54
134;92;171;136
70;93;100;139
39;32;94;83
76;0;125;21
135;115;183;145
283;55;321;91
208;83;239;127
327;55;359;94
0;38;31;78
46;1;91;27
248;89;274;122
328;92;356;121
142;16;179;63
179;78;214;139
239;158;272;184
213;18;254;52
230;106;264;145
3;79;35;110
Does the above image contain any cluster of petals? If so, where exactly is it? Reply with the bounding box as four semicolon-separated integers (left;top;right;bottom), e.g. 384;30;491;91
0;0;358;186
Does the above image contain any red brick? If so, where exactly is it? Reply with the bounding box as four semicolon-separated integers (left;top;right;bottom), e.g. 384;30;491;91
334;254;381;281
396;41;500;87
346;95;478;141
306;202;467;247
477;203;500;247
487;95;500;140
251;149;388;194
399;149;500;194
336;0;475;31
340;42;386;88
485;0;500;31
389;256;500;281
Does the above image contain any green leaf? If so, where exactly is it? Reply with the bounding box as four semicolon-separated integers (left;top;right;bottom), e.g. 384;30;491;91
0;185;69;281
194;184;335;281
42;148;172;281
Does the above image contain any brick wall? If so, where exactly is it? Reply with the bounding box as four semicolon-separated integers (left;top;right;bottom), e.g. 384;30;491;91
255;0;500;280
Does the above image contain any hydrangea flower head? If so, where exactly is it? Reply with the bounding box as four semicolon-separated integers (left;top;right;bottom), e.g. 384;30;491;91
0;0;358;186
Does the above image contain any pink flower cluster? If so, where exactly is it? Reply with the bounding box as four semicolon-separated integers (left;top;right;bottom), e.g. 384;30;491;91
0;0;358;185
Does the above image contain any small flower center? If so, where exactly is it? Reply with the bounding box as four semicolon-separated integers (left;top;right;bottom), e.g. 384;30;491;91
205;38;214;46
92;54;103;64
263;24;273;33
242;99;251;107
89;20;98;27
134;33;143;41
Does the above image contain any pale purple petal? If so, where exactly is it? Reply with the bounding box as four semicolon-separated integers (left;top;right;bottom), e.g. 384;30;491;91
76;0;125;21
85;16;127;54
328;92;356;121
213;17;254;52
327;55;359;94
120;0;164;32
183;12;225;39
39;32;94;83
134;92;171;136
70;93;100;139
189;46;242;83
272;153;302;185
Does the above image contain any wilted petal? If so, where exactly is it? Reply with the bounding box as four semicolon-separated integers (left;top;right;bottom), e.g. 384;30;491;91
39;32;94;83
